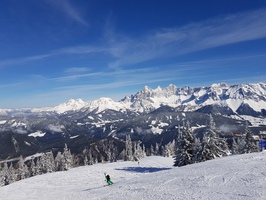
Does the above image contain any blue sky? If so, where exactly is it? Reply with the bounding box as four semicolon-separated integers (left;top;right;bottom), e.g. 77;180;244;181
1;0;266;109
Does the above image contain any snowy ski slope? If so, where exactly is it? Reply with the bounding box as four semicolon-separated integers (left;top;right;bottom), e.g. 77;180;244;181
1;152;266;200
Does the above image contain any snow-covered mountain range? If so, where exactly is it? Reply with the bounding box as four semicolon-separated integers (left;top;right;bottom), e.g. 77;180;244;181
0;82;265;116
43;82;266;115
2;82;264;115
0;82;266;160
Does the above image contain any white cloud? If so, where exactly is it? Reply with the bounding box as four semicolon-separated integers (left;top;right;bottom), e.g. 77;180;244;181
107;8;266;68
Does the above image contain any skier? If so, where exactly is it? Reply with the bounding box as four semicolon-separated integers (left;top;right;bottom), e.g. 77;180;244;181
104;173;113;185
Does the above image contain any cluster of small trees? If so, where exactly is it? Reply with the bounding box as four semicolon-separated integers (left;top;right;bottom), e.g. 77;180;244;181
143;140;176;157
0;143;73;186
174;115;259;167
82;135;146;165
82;139;119;165
123;135;146;161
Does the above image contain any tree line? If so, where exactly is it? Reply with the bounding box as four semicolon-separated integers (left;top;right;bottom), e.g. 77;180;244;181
0;114;260;186
0;143;73;186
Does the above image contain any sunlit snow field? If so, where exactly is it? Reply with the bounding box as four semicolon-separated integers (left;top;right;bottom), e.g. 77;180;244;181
1;153;266;200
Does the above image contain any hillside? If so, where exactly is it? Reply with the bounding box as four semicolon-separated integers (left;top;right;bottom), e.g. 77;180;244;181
1;152;266;199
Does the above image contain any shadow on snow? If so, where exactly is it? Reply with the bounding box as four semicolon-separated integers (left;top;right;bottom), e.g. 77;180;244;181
115;167;171;173
82;185;109;191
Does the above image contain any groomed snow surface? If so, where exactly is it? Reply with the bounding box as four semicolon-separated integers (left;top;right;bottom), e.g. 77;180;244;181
1;152;266;200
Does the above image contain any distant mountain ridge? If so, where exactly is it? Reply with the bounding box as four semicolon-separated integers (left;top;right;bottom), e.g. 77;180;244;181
18;82;266;114
1;82;266;116
52;82;266;116
0;82;266;160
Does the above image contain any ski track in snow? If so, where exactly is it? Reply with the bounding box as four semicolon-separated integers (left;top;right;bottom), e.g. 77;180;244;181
1;153;266;200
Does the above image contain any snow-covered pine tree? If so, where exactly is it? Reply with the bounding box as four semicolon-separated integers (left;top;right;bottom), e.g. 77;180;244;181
83;147;93;165
192;137;202;163
29;158;37;176
39;153;48;173
125;135;133;161
155;143;160;155
62;143;74;170
88;148;94;165
8;162;16;183
35;157;43;175
45;151;56;173
133;140;145;161
55;152;64;171
244;122;259;153
162;140;176;157
161;145;166;157
83;147;89;166
94;157;98;164
119;149;126;160
150;145;155;156
199;115;229;162
84;155;89;166
17;155;29;180
168;140;176;156
106;144;112;162
232;138;238;155
106;140;117;163
174;122;195;167
142;144;146;157
1;163;10;186
232;137;246;155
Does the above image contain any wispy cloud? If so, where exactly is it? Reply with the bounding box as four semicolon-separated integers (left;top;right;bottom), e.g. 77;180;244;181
0;53;53;67
106;8;266;68
0;45;104;68
0;82;23;89
64;67;90;74
46;0;88;26
49;67;158;82
50;72;103;82
56;45;105;54
1;8;266;70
